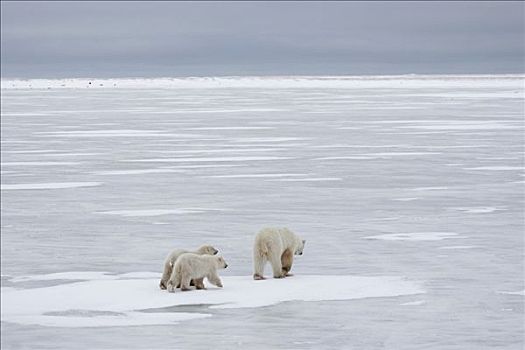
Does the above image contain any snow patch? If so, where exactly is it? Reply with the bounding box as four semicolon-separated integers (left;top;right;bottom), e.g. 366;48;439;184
438;246;478;250
122;156;293;163
363;232;459;241
98;208;221;217
1;273;424;328
452;207;506;214
497;290;525;296
400;300;426;306
1;182;102;190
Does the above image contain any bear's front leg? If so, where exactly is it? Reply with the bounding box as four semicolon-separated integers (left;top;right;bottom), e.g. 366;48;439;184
281;249;294;277
194;278;206;290
179;272;192;291
207;273;223;288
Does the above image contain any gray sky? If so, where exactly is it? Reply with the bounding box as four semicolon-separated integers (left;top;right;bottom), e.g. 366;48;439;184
1;1;524;78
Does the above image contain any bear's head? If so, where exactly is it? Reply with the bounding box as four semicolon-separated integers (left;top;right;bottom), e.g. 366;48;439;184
197;245;219;255
294;239;306;256
216;256;228;269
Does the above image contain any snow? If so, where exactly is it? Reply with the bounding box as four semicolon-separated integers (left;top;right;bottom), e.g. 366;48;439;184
1;75;523;349
98;208;223;217
1;182;102;190
2;75;523;90
1;272;423;328
400;300;426;306
438;245;478;250
498;290;525;296
363;232;459;241
451;207;506;214
122;156;293;163
93;168;185;175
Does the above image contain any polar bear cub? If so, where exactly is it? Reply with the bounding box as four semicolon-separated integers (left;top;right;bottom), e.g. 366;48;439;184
159;245;218;290
253;227;306;280
167;253;228;292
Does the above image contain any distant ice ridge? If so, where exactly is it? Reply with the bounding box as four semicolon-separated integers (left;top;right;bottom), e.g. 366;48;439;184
1;75;523;90
1;272;424;327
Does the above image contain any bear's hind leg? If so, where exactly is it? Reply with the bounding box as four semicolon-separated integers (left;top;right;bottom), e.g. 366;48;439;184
269;251;285;278
253;253;267;280
281;249;294;276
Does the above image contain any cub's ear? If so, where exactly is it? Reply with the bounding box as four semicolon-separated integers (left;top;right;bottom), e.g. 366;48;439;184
302;240;306;244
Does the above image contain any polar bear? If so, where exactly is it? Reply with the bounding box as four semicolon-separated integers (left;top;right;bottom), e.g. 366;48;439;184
159;245;218;290
167;253;228;292
253;227;306;280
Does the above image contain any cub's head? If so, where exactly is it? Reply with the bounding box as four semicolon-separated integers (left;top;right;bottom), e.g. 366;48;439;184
215;256;228;269
197;245;219;255
294;239;306;256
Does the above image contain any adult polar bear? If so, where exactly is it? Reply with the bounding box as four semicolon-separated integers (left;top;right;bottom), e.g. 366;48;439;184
253;227;306;280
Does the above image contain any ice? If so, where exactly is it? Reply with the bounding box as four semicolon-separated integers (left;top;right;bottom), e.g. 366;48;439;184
317;156;379;160
1;182;102;190
1;273;423;328
1;75;523;349
183;126;275;130
465;166;524;171
98;208;221;217
203;173;310;178
498;290;525;296
93;169;185;175
1;161;81;166
438;246;478;250
363;232;459;241
412;187;449;191
122;156;293;163
451;207;506;214
268;177;342;182
400;300;427;306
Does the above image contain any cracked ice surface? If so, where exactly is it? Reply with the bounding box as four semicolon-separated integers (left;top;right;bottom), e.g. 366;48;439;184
1;75;523;349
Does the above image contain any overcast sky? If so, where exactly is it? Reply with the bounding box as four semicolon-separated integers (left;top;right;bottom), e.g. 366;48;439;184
1;1;524;78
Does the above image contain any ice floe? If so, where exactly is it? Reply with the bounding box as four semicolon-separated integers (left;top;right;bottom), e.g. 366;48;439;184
1;272;424;327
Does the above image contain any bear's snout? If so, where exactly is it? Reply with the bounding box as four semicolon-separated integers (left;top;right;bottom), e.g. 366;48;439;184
299;252;303;255
213;250;218;255
224;264;228;268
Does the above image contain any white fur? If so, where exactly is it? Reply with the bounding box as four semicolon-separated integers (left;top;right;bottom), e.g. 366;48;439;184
167;254;228;292
253;227;305;279
159;245;217;290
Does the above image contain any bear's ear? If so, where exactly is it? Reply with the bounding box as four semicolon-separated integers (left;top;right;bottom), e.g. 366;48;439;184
302;239;306;245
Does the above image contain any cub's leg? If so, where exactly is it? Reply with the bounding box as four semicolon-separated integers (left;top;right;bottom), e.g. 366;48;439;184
207;272;223;288
194;277;206;290
281;249;294;276
159;260;173;290
166;268;180;293
179;271;192;291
